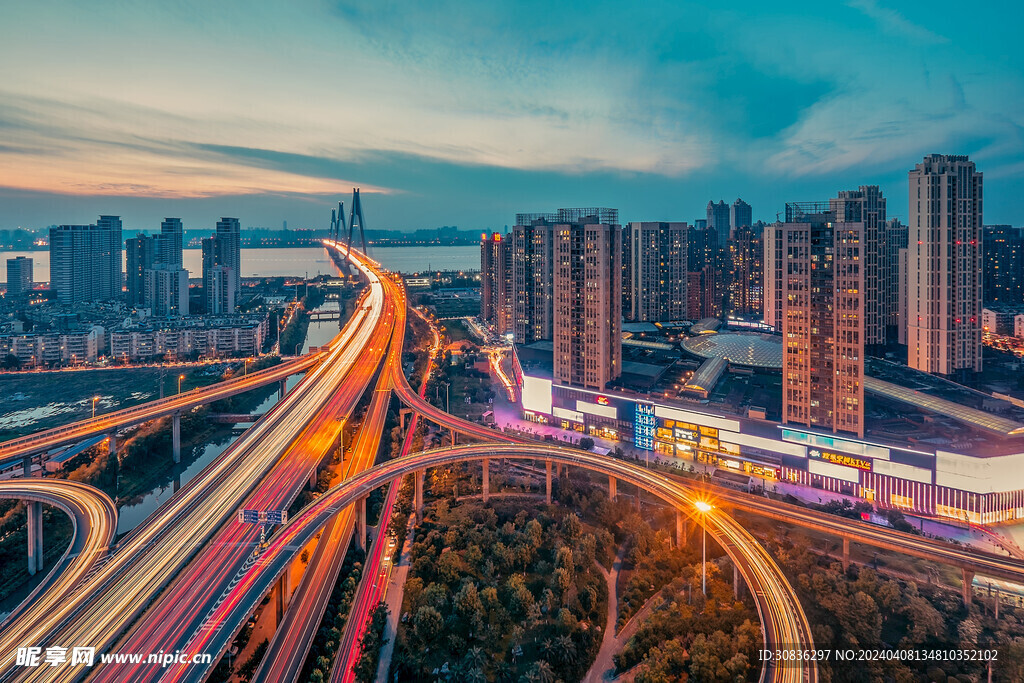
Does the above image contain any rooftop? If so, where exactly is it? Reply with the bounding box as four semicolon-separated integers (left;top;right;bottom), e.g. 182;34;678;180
681;332;782;369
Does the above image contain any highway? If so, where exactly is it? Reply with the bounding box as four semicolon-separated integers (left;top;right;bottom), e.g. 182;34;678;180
2;252;386;683
0;480;116;632
0;352;320;469
248;247;403;683
164;443;816;683
85;249;393;683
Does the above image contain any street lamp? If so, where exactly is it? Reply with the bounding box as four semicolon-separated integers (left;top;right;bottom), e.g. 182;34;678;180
695;500;713;596
178;374;185;394
92;396;99;419
244;358;251;376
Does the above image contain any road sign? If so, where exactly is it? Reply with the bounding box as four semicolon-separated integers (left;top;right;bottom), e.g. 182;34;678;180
265;510;288;525
238;509;288;525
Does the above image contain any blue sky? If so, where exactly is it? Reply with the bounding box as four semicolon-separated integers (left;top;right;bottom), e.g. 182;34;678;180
0;0;1021;231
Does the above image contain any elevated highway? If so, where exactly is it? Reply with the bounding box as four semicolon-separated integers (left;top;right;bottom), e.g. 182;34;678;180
0;480;116;634
167;444;817;683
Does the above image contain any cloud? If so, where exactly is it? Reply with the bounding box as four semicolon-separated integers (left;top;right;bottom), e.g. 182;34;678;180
846;0;948;44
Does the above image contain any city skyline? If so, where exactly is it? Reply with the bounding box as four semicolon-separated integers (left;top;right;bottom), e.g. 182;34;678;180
1;2;1023;231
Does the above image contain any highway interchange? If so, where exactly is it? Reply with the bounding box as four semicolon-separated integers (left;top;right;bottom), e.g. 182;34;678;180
2;241;1023;682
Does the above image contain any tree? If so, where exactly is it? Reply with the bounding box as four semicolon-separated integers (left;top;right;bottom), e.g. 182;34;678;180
578;437;595;451
413;605;443;645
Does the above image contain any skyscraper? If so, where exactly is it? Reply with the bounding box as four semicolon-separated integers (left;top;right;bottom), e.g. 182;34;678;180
706;200;731;244
160;218;184;267
762;222;784;330
480;232;513;335
125;234;165;306
623;222;688;322
983;225;1023;306
907;154;983;379
49;216;122;304
730;198;752;233
552;210;622;390
143;265;189;317
6;256;33;303
727;225;763;316
215;217;242;295
830;186;886;352
511;215;556;344
780;202;865;437
202;236;237;313
882;218;908;340
686;224;721;318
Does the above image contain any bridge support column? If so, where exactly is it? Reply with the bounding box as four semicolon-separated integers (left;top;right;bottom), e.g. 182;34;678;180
482;458;490;503
545;460;552;505
107;434;117;456
27;501;42;575
309;466;318;490
609;476;617;502
414;470;424;522
676;511;687;547
279;379;287;400
22;455;32;478
842;537;850;571
399;409;412;437
734;563;741;600
962;568;974;608
275;570;290;624
172;413;181;464
356;496;367;552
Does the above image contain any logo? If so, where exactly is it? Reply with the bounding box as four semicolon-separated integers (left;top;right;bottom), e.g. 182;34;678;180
596;396;610;406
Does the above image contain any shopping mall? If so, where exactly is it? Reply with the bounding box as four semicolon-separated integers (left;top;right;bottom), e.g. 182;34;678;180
510;332;1024;525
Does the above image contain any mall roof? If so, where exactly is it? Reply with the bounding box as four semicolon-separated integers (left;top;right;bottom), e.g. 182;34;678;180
681;332;783;369
684;357;728;396
864;377;1024;437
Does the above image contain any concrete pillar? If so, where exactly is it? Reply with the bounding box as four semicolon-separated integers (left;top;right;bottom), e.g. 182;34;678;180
356;496;367;552
22;455;32;478
279;379;287;399
734;563;741;600
172;413;181;464
545;460;552;505
676;511;687;547
414;470;424;521
482;458;490;503
107;435;117;456
609;476;617;502
400;409;412;436
27;501;41;575
842;537;850;571
962;568;975;608
275;575;286;624
309;466;318;490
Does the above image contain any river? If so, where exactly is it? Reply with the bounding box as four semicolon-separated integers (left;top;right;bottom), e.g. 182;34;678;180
0;245;480;284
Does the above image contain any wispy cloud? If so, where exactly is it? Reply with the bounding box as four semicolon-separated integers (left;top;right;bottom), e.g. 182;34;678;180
846;0;948;44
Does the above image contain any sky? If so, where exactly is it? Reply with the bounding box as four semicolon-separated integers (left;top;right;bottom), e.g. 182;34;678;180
0;0;1022;232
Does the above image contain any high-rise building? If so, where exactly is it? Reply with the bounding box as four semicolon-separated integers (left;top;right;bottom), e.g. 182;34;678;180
125;234;165;306
623;222;688;322
780;202;865;437
907;154;983;379
686;224;722;318
727;225;763;316
511;216;556;344
730;198;752;232
49;216;122;304
552;210;621;390
6;256;33;303
763;223;784;330
686;268;717;320
143;265;189;317
480;232;513;335
983;225;1023;306
160;218;184;267
706;200;731;245
215;217;242;295
202;237;237;314
882;219;908;340
830;186;886;352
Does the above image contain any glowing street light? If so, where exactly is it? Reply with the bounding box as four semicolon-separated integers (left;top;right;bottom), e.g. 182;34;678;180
92;396;99;419
178;374;185;394
695;500;713;596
